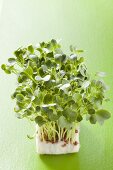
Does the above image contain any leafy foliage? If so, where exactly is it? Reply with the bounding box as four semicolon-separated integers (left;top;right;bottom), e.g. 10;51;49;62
1;39;111;141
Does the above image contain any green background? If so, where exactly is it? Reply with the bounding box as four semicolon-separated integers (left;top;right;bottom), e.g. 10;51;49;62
0;0;113;170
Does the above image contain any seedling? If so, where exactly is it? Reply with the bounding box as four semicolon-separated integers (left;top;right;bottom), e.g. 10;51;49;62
1;39;111;154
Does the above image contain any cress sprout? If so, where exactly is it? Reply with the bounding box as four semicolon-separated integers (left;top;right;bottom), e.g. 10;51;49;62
1;39;111;142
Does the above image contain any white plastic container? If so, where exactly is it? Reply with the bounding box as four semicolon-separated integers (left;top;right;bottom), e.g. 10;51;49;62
36;125;80;154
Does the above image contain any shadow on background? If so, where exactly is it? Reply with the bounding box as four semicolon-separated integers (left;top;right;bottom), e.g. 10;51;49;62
39;153;80;170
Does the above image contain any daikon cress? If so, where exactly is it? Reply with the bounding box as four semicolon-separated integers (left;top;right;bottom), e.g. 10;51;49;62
1;39;111;154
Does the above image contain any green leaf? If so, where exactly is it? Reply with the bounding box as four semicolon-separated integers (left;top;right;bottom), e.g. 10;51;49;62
49;113;59;121
24;66;33;76
17;54;24;65
77;114;83;122
73;93;82;102
28;45;34;54
88;109;95;115
14;48;26;57
1;64;6;70
33;93;43;105
33;97;40;105
69;54;77;60
39;67;45;77
54;54;66;63
51;39;57;46
35;116;46;126
40;41;45;48
96;109;111;124
18;75;27;83
76;49;84;53
42;108;59;121
43;94;53;104
24;109;32;116
26;88;33;95
69;110;77;122
90;114;97;124
79;65;87;77
82;81;90;88
16;94;24;102
14;105;21;113
65;64;71;71
55;48;63;54
11;92;18;99
15;113;23;119
27;134;35;139
70;46;84;53
36;106;40;112
70;45;74;52
36;47;43;53
58;116;72;129
79;57;84;63
1;64;11;74
46;52;53;58
41;65;48;72
8;58;16;64
46;60;56;68
62;107;77;121
59;83;70;90
5;69;11;74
